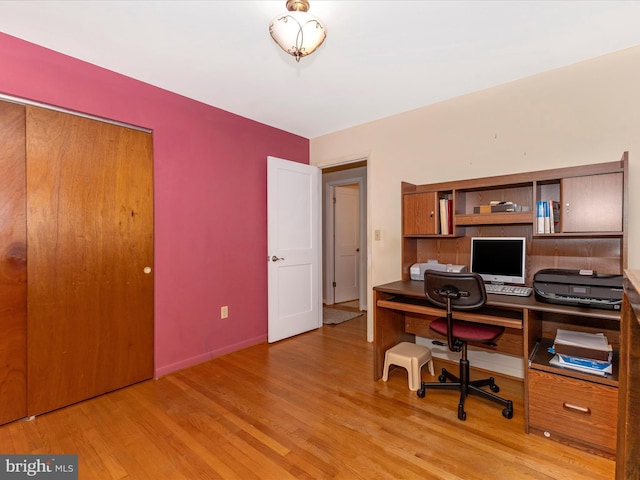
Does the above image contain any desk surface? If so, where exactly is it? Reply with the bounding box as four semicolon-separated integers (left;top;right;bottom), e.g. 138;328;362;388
374;280;621;320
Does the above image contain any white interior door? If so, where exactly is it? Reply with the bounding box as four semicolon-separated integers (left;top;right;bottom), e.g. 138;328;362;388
267;156;321;343
333;185;360;303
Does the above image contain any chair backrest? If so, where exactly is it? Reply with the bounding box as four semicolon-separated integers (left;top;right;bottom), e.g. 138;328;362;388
423;271;487;311
424;271;488;352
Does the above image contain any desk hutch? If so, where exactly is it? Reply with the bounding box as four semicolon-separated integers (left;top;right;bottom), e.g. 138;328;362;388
374;153;628;458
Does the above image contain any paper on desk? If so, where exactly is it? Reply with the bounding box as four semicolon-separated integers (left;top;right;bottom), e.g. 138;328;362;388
554;328;612;351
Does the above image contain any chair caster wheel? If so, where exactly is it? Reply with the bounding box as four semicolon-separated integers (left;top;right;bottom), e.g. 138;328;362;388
503;400;514;419
458;405;466;421
489;377;500;393
417;389;425;398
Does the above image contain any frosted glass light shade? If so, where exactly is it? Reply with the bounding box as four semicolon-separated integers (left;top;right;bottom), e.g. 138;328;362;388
269;9;326;62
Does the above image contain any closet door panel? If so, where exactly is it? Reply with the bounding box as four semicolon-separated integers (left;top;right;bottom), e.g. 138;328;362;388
0;101;27;424
26;106;154;415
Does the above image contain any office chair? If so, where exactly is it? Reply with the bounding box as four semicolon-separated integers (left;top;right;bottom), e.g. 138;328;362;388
417;271;514;421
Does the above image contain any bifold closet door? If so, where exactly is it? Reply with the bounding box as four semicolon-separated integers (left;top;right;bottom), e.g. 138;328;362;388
26;106;154;416
0;101;27;424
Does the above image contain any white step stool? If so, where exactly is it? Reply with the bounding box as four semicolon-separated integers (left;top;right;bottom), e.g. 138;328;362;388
382;342;434;391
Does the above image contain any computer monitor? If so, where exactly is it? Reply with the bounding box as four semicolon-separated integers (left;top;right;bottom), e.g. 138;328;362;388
470;237;526;285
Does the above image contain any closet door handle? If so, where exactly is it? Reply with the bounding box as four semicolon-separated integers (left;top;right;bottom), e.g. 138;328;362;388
271;256;285;262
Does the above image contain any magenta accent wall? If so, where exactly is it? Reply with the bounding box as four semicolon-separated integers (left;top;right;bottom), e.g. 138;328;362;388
0;33;310;377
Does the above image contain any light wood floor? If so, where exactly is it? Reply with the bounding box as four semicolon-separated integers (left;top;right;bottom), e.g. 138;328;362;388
0;315;615;479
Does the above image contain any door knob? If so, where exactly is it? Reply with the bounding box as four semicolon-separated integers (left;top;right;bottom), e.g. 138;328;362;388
271;256;285;262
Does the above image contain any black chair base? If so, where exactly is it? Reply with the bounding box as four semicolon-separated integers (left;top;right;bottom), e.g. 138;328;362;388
417;359;514;421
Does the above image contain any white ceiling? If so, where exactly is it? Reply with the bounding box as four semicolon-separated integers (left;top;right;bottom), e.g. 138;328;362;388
1;1;640;139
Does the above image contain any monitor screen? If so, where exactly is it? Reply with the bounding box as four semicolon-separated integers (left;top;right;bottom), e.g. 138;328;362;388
470;237;526;285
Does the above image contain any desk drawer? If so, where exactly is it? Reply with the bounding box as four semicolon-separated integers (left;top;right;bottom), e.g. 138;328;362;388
528;369;618;453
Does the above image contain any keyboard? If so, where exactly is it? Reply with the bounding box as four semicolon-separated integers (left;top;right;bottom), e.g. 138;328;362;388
484;283;533;297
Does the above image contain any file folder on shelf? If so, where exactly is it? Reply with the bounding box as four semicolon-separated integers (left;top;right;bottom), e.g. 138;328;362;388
549;354;612;376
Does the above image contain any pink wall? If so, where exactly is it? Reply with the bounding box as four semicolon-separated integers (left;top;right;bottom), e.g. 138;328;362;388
0;33;310;376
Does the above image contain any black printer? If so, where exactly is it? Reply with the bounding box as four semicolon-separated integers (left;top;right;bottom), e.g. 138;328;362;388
533;268;623;310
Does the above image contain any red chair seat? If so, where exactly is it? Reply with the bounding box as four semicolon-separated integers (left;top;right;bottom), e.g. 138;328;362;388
430;317;504;343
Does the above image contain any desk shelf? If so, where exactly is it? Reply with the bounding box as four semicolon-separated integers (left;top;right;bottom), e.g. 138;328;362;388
455;212;533;226
377;296;523;330
529;338;618;388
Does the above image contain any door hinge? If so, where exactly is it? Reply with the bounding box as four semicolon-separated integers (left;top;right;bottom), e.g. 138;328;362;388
332;281;337;287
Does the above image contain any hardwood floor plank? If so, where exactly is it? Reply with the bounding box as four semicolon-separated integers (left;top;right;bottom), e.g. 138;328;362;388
0;316;615;479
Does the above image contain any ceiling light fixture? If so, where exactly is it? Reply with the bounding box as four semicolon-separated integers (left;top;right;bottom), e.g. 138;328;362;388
269;0;326;63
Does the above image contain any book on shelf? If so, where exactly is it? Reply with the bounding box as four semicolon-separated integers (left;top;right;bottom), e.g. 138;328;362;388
548;200;560;233
438;197;452;234
543;200;550;233
552;328;612;362
536;200;560;234
536;201;545;234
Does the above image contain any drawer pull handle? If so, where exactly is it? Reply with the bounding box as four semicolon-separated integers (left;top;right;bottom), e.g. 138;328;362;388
563;402;591;415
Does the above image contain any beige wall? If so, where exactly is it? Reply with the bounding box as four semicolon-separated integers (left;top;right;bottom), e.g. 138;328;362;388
310;45;640;339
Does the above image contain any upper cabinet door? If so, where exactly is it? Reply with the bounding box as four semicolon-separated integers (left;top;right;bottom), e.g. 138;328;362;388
561;173;623;232
26;106;154;416
403;192;439;235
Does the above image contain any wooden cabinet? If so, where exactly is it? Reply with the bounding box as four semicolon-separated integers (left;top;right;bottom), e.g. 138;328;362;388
528;369;618;454
526;321;620;457
403;191;439;235
0;100;154;422
561;173;623;232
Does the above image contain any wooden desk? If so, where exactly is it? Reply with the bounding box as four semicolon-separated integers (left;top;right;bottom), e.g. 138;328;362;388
374;279;622;457
616;270;640;479
373;280;619;379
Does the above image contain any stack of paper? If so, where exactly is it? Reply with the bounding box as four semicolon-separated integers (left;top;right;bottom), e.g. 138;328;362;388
548;328;613;377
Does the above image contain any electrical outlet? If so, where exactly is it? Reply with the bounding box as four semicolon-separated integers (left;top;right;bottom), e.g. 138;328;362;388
220;306;229;319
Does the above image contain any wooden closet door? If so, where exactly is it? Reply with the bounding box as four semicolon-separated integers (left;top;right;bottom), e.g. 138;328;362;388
26;106;154;416
0;101;27;424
